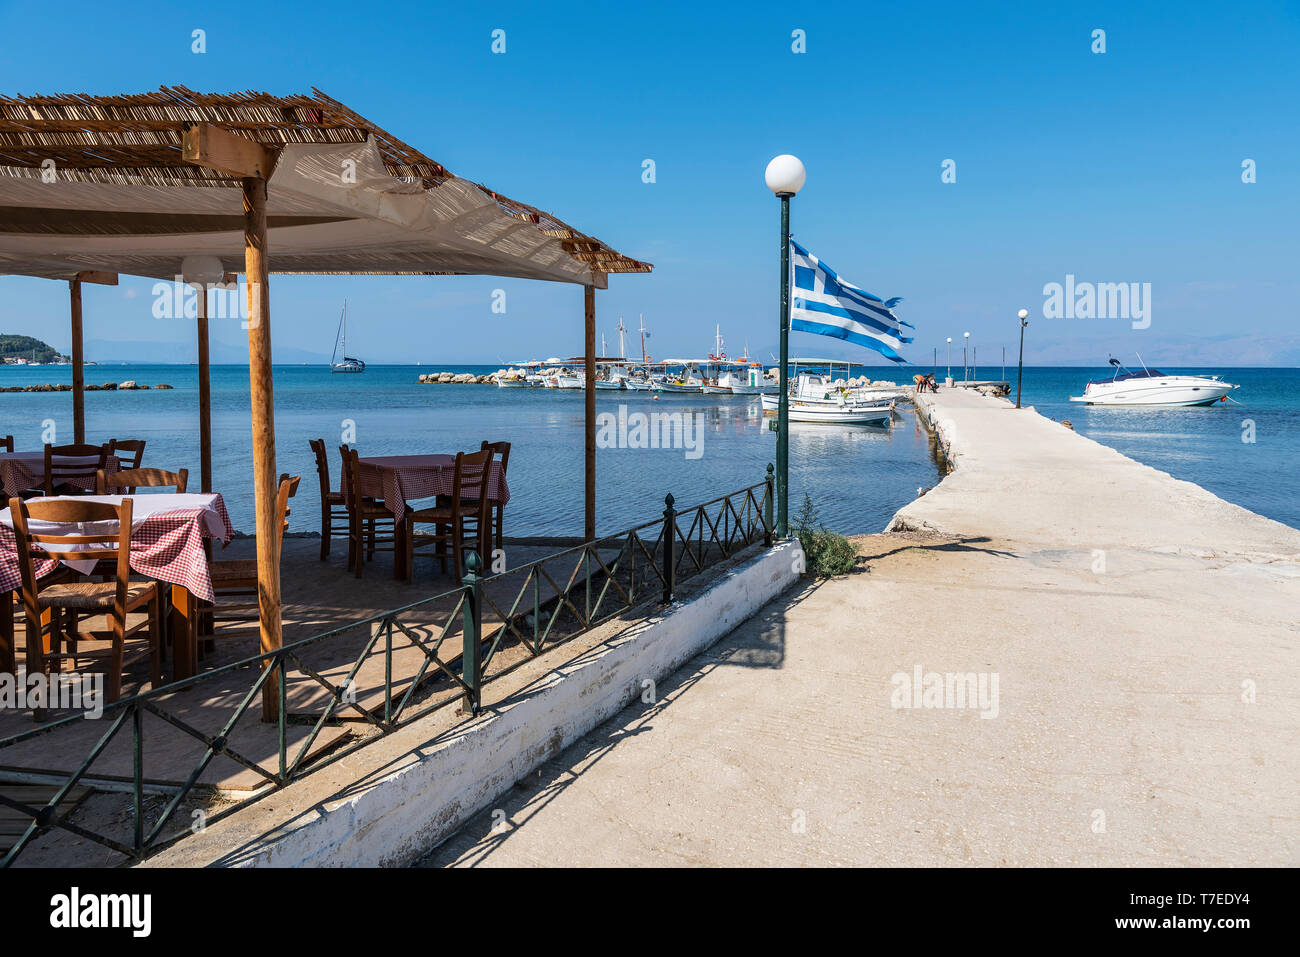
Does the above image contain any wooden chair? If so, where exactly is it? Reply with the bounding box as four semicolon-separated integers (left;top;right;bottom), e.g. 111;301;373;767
8;496;163;704
338;446;398;578
1;436;12;452
43;443;110;495
477;440;510;551
108;438;146;470
205;475;299;640
435;441;509;552
96;467;188;495
309;439;349;561
405;449;493;581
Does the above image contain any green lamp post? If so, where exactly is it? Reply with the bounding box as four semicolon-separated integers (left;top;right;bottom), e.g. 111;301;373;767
764;153;806;538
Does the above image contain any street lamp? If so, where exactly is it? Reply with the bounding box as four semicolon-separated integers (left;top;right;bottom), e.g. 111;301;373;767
963;331;970;382
946;337;952;380
1016;308;1029;408
765;153;805;538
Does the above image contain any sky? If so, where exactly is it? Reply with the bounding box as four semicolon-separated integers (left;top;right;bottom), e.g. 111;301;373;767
1;0;1297;366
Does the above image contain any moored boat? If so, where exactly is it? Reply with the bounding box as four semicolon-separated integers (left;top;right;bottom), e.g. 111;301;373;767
1069;357;1239;407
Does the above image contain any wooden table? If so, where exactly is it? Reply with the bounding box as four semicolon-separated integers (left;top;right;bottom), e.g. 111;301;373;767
0;451;120;498
356;454;510;579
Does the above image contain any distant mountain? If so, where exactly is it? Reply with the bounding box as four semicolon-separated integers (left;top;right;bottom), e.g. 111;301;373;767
83;338;331;365
0;333;66;363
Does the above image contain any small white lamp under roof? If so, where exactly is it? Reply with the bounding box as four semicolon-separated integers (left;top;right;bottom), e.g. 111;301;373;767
181;255;226;285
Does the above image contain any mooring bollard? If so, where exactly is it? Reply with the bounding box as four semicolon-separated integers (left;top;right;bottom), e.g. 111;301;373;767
461;550;483;715
662;492;676;603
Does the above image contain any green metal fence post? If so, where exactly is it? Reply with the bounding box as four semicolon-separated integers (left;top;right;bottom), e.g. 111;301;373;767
764;463;775;546
461;550;483;715
662;493;676;603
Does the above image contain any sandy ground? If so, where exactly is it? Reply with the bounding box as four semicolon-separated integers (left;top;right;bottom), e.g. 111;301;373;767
424;391;1300;867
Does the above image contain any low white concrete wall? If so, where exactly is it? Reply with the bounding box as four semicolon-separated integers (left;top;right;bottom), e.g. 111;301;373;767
146;540;799;868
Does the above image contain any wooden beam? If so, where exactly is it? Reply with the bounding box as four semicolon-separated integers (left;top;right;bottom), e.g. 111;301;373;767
184;123;278;179
242;176;282;721
74;270;117;286
196;286;212;494
584;285;596;542
69;279;84;444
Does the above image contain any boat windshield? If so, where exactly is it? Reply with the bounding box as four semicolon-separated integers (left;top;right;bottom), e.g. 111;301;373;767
1089;368;1164;386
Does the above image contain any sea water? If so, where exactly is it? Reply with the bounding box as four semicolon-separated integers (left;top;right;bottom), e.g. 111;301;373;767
1;364;1295;535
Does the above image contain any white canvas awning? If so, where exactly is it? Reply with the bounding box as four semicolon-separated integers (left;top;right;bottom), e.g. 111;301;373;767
0;138;624;287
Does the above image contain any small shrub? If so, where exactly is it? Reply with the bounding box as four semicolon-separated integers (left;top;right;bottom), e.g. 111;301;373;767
792;493;858;577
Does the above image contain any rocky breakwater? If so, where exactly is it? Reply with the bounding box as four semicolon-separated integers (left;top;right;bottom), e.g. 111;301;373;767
418;371;498;385
0;380;173;393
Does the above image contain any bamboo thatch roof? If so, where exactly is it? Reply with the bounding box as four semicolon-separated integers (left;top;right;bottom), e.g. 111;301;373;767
0;87;651;277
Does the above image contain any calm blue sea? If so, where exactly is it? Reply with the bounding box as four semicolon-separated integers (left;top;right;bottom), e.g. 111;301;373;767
1;364;1295;534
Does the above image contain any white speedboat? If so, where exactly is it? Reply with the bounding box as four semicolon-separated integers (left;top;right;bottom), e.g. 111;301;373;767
1069;357;1239;407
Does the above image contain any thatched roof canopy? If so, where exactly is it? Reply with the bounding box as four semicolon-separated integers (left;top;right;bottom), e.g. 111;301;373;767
0;87;651;285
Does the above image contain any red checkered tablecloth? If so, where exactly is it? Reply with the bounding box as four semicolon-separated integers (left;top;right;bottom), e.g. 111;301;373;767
0;452;121;497
0;493;235;602
356;454;510;520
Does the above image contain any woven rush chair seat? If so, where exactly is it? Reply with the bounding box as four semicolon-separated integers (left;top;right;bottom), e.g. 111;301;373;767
8;495;163;705
35;580;157;611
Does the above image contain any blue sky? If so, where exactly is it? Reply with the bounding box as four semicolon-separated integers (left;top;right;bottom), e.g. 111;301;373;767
1;0;1297;366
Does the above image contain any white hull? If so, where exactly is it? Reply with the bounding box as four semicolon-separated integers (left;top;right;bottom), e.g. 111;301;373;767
554;375;584;389
495;377;530;388
623;378;652;391
1070;377;1237;407
761;390;904;413
653;378;703;393
786;404;894;424
594;379;624;390
701;384;733;394
729;383;777;395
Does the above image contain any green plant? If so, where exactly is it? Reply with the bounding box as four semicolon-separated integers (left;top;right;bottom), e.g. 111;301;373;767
792;493;858;577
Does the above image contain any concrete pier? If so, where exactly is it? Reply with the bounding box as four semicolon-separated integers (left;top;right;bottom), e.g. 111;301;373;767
426;389;1300;867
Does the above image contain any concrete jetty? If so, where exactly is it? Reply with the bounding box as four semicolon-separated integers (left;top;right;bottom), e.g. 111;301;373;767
426;389;1300;867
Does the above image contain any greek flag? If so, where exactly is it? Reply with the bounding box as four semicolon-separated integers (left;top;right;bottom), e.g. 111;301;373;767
789;239;912;363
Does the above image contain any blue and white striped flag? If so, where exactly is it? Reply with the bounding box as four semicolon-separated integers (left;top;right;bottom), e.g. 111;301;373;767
789;239;912;363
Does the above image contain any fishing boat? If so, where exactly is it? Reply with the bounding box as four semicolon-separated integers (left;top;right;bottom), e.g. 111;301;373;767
554;368;584;389
762;374;895;424
494;367;530;387
622;365;654;390
787;402;894;424
760;367;906;412
1069;356;1239;407
652;360;704;393
330;300;365;373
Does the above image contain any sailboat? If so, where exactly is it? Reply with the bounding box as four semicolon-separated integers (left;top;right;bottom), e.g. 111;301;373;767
330;300;366;373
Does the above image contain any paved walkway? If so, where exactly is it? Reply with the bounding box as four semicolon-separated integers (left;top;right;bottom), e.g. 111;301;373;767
425;392;1300;867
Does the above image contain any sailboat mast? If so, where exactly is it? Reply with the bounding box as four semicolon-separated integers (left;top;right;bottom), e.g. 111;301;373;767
639;314;646;363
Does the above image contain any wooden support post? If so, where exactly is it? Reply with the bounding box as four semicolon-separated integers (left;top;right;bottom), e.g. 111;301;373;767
584;284;596;542
242;176;282;721
69;279;84;445
196;286;212;493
